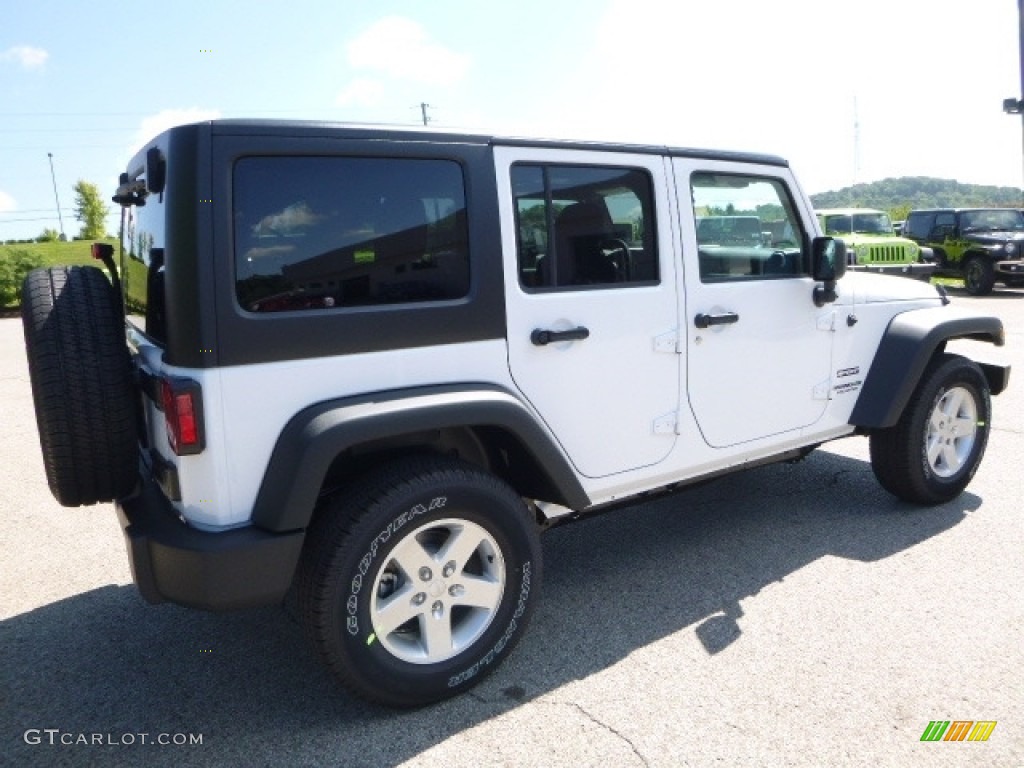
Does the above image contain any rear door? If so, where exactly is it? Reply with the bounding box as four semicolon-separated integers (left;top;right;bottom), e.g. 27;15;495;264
496;147;680;478
673;159;834;448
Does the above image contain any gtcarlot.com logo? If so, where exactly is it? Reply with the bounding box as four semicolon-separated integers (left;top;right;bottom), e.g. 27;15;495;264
920;721;997;742
24;729;203;747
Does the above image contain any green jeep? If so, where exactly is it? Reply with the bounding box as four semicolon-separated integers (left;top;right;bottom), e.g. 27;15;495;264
816;208;935;280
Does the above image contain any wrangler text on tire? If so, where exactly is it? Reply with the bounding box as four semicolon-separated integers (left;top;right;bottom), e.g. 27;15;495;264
296;455;542;707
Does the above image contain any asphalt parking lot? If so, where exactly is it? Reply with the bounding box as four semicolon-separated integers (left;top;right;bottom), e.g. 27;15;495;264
1;286;1022;768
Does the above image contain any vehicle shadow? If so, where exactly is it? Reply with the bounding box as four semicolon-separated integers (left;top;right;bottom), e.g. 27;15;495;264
3;449;978;767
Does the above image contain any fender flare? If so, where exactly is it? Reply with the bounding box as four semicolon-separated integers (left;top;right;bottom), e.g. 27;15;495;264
848;307;1007;429
251;384;589;532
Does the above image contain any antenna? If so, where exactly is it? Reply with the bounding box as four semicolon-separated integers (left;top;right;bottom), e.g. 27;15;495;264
853;94;861;186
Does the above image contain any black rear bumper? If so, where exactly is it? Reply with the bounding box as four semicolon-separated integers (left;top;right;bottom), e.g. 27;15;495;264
116;469;305;611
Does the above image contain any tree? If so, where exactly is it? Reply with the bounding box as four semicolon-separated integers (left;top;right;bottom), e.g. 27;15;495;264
73;179;109;239
37;227;60;242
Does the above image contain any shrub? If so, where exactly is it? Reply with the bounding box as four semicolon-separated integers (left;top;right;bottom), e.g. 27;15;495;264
0;250;45;307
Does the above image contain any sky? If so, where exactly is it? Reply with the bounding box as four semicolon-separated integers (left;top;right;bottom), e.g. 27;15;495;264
2;0;1022;242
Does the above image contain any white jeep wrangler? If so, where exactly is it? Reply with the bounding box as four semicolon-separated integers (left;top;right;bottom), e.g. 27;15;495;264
21;121;1010;707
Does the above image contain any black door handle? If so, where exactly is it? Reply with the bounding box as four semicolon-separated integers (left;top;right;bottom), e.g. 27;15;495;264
531;326;590;346
694;312;739;329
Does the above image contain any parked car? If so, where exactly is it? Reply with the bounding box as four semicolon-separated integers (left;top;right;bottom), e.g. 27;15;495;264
20;121;1009;707
816;208;933;280
903;207;1024;294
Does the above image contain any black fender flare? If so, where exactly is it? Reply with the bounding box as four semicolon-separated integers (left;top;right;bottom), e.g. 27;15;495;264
849;307;1008;429
251;384;589;532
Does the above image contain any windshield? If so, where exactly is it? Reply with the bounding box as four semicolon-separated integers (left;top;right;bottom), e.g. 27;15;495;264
960;209;1024;232
823;212;892;235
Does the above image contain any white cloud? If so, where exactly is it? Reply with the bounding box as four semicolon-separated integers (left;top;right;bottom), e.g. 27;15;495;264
335;77;385;107
346;17;469;86
126;107;222;158
0;189;16;212
1;45;49;70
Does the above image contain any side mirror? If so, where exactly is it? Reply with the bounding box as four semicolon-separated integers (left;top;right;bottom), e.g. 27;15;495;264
812;236;845;306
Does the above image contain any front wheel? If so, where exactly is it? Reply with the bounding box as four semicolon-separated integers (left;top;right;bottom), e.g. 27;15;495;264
963;256;995;296
296;456;542;707
869;354;991;504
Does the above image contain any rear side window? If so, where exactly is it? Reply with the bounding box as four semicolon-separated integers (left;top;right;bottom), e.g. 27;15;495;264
234;157;469;312
904;213;935;240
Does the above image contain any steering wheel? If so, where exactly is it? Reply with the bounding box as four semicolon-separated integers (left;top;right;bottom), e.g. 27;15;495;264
601;238;632;281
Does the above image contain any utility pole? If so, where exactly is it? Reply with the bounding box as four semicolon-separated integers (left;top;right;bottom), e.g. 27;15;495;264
418;102;432;126
47;152;66;240
853;94;861;187
1003;0;1024;205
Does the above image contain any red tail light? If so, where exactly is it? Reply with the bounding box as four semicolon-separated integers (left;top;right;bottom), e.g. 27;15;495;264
160;377;205;455
91;242;114;261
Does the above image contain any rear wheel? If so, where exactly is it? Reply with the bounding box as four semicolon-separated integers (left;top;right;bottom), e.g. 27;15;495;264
869;354;991;504
963;256;995;296
20;266;138;506
296;455;541;707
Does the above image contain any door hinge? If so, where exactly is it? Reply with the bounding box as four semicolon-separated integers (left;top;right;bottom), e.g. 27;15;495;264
653;329;681;354
653;411;679;434
816;311;836;332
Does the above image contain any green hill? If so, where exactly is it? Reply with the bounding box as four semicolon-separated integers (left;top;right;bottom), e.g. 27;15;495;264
810;177;1023;212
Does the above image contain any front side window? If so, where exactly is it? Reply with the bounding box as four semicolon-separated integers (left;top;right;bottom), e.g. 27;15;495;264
511;164;658;289
234;157;469;312
691;172;805;282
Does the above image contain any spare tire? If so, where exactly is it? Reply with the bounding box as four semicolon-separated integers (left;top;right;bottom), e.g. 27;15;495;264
21;266;139;506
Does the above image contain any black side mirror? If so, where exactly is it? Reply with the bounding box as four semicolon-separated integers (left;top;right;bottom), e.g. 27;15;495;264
812;236;846;306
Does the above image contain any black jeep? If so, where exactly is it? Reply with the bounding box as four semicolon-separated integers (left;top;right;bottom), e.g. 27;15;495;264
903;207;1024;295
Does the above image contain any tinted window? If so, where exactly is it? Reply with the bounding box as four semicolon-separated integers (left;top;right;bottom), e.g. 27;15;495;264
904;213;934;240
691;172;806;282
119;186;167;342
234;157;469;312
511;164;658;289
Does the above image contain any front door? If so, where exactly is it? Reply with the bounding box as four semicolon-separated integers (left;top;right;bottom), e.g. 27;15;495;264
496;147;680;478
674;160;834;448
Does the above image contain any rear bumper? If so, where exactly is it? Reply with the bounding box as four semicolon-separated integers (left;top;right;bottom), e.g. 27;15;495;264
850;262;936;280
116;468;305;611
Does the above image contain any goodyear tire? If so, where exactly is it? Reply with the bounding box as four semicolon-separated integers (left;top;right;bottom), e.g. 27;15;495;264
20;266;138;506
963;256;995;296
869;354;991;505
297;455;541;707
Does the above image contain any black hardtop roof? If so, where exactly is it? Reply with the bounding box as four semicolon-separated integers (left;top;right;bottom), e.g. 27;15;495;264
909;207;1023;214
198;118;789;167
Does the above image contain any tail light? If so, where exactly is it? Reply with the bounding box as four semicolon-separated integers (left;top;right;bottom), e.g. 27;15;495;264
160;377;205;455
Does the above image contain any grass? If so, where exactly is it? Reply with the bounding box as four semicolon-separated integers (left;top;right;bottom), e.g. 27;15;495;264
0;239;118;311
0;238;117;269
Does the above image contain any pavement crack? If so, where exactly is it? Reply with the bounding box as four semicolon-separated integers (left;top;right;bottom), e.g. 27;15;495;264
568;702;648;767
